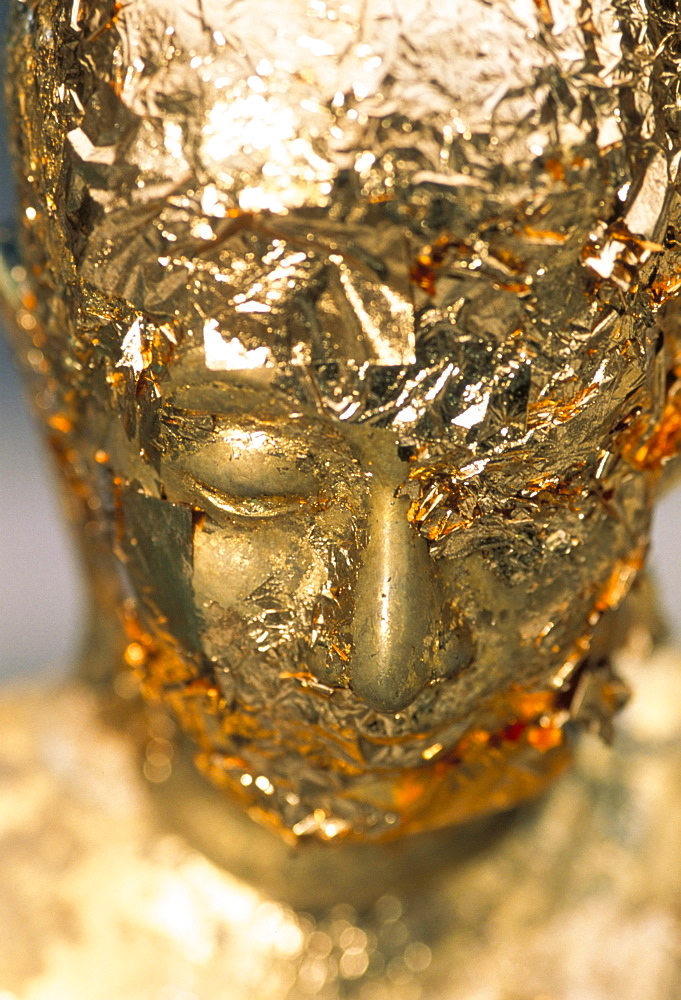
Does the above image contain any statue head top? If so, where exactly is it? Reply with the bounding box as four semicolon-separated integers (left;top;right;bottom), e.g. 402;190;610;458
5;0;681;841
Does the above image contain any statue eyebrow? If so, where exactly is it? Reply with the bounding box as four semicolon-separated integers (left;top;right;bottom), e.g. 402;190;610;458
163;373;283;412
158;400;328;446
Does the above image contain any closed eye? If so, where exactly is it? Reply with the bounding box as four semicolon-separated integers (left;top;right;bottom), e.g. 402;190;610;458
167;424;329;520
180;470;314;519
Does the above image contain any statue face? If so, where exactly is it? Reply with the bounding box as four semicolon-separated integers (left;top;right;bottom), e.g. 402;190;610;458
6;0;681;839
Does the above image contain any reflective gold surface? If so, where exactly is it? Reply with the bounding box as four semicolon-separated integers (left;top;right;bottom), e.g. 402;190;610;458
3;0;681;839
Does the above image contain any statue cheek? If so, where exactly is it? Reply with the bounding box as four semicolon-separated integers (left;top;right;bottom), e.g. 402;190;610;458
118;488;201;652
190;516;329;655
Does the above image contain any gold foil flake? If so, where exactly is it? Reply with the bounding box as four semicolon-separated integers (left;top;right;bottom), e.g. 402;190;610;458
203;321;273;371
67;126;117;165
116;319;147;376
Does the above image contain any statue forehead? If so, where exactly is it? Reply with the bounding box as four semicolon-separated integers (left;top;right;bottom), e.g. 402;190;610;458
10;0;669;453
54;0;641;367
117;0;546;126
23;0;648;257
90;0;623;216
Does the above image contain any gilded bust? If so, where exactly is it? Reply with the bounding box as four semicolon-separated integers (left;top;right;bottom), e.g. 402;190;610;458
4;0;681;842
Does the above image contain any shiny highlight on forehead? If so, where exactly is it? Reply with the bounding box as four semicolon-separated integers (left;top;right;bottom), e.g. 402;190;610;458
6;0;681;458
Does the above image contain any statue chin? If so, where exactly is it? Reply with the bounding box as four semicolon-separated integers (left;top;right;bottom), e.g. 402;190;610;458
3;0;681;845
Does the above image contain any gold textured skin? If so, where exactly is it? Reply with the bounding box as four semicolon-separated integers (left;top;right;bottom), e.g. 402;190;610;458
4;0;681;840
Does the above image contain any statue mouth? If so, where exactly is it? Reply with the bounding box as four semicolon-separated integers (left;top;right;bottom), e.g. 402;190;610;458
192;665;574;843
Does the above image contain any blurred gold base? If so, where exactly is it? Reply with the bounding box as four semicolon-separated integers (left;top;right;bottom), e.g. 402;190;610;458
2;639;681;1000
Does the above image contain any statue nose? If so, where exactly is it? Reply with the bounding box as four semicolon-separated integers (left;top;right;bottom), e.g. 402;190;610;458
349;480;441;714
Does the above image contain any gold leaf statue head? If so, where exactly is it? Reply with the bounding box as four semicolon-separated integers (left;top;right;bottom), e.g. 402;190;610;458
5;0;681;841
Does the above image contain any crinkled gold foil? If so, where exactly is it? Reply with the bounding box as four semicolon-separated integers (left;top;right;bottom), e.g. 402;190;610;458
4;0;681;840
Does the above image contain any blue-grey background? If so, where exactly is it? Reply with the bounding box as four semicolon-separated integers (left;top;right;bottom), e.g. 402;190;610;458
0;8;679;682
1;4;82;680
